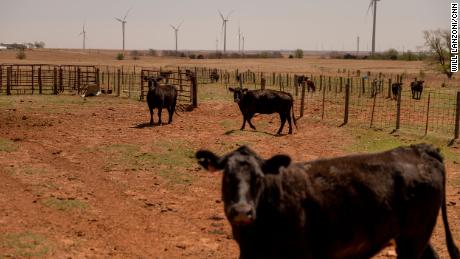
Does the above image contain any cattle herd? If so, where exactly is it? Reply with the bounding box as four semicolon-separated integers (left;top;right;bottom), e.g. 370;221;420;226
142;72;458;259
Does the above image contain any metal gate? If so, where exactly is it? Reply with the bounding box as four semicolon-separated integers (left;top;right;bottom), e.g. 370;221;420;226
0;64;98;95
140;68;197;110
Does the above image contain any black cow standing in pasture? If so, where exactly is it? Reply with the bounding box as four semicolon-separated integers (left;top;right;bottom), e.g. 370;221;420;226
411;79;425;100
391;82;402;100
229;88;297;135
196;144;459;259
296;75;316;93
210;69;220;83
144;76;178;126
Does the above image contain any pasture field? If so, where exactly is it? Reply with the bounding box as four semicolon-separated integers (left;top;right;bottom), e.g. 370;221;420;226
0;83;459;258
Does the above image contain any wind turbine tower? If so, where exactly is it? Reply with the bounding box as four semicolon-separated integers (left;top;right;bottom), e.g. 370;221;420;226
218;10;234;53
368;0;380;55
115;7;132;52
79;23;87;50
170;21;183;54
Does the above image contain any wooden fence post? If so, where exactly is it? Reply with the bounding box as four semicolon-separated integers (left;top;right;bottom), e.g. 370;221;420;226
6;66;11;96
77;68;81;94
343;82;350;126
117;69;121;97
31;66;35;94
387;78;392;98
38;67;42;94
192;72;198;108
300;83;306;118
395;84;402;132
261;75;266;90
454;91;460;140
370;90;377;128
140;70;145;101
321;80;326;120
59;67;63;93
53;67;58;95
424;92;431;136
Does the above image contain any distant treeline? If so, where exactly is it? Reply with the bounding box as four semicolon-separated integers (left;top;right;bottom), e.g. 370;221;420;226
330;49;428;61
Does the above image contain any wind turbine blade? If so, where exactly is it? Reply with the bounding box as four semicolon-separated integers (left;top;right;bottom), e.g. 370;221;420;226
170;24;176;30
226;10;234;19
367;0;374;15
177;20;184;29
115;17;123;22
218;10;225;20
123;6;133;20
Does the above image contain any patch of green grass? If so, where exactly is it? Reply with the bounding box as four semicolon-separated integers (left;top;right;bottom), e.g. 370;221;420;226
198;84;232;101
0;138;18;152
219;119;239;131
0;232;51;257
41;197;87;211
345;128;460;164
22;167;48;175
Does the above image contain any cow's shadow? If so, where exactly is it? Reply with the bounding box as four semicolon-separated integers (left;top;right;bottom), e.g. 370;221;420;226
224;129;280;137
131;122;169;128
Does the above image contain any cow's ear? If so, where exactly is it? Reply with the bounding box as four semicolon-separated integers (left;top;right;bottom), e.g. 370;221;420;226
242;88;249;93
262;155;291;175
229;87;235;92
196;150;222;172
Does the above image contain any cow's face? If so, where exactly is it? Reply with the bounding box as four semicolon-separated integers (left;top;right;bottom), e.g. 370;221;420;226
228;87;248;103
145;76;163;90
196;146;291;226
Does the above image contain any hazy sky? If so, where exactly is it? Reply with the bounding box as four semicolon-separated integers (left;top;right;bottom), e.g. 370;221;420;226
0;0;451;52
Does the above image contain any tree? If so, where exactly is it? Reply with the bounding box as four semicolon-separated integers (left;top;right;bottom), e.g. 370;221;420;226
294;49;303;58
423;29;453;79
16;49;26;59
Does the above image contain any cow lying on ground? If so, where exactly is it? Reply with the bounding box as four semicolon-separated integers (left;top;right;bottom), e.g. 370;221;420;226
196;144;459;259
391;82;402;100
411;80;424;100
229;87;297;135
144;76;178;125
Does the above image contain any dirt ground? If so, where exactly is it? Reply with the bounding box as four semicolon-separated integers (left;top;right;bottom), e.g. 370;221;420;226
0;84;459;258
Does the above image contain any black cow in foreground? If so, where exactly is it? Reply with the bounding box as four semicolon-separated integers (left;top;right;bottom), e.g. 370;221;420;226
411;80;424;100
144;76;178;126
391;82;402;100
196;144;459;259
229;88;297;135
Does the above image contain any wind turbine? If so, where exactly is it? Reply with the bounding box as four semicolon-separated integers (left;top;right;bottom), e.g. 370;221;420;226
368;0;380;55
218;10;233;53
170;21;183;54
78;23;87;50
115;7;132;52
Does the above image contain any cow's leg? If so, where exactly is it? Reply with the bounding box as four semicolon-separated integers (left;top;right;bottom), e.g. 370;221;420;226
420;243;439;259
149;107;154;126
287;112;293;134
167;106;174;124
157;108;162;125
277;113;287;135
240;116;247;130
247;113;256;130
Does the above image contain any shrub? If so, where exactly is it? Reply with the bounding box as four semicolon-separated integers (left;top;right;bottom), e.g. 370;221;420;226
148;49;158;56
189;54;196;59
294;49;303;58
289;54;294;59
16;49;26;60
197;54;204;59
116;53;124;60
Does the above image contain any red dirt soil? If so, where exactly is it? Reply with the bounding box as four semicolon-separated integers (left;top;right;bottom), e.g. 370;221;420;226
0;94;458;258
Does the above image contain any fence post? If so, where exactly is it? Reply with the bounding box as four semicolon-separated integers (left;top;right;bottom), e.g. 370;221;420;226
116;69;121;97
77;68;81;94
300;83;306;118
53;67;58;95
321;80;326;120
6;66;11;95
261;75;266;90
38;67;42;94
343;82;350;126
394;84;402;132
387;78;392;98
370;90;377;128
424;92;431;136
140;70;145;101
31;66;35;94
454;91;460;140
59;67;63;92
192;72;198;108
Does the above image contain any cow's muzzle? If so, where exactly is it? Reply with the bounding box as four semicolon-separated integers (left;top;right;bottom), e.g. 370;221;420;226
228;204;255;225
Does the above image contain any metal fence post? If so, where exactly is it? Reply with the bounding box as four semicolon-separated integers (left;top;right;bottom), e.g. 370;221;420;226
424;92;431;136
38;67;42;94
395;84;402;132
343;82;350;126
53;67;58;95
117;69;121;97
140;70;145;101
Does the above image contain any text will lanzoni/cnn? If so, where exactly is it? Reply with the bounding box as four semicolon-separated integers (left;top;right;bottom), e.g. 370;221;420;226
452;2;458;73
